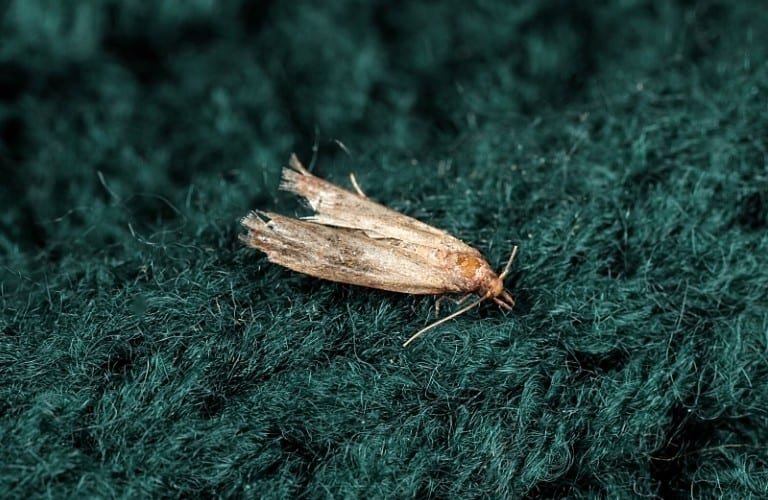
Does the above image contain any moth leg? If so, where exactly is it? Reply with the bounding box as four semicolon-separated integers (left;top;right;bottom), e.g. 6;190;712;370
349;174;367;198
434;296;446;316
435;294;472;316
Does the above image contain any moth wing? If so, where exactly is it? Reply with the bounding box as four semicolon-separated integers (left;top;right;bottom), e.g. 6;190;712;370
240;212;469;295
280;155;483;258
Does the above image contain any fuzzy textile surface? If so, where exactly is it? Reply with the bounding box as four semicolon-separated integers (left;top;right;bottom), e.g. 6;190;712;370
2;1;768;498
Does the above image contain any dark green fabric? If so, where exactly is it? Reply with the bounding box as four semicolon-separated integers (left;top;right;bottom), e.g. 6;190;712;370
2;1;767;497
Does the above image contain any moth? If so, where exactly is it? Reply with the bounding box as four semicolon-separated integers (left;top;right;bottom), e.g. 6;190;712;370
240;154;518;346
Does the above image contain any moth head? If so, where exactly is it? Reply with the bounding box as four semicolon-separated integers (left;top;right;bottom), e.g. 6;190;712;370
481;273;515;310
483;273;505;298
488;246;519;310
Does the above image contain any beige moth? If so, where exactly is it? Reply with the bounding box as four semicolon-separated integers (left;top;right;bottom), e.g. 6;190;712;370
240;154;518;346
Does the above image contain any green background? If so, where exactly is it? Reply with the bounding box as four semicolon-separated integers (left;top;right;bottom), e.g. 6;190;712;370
2;1;767;497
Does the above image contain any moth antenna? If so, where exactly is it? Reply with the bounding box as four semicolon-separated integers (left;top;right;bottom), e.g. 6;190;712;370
349;174;367;198
403;294;489;347
498;245;519;280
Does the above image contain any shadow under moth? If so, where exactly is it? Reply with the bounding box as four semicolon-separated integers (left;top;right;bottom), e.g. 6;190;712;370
240;154;518;346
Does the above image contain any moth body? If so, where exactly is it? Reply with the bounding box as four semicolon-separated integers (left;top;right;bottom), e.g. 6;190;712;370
240;154;518;345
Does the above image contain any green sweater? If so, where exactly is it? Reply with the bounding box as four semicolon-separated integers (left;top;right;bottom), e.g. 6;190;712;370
1;1;766;497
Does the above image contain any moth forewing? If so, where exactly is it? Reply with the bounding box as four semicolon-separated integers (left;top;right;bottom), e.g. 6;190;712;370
280;155;482;255
241;212;474;295
240;154;519;345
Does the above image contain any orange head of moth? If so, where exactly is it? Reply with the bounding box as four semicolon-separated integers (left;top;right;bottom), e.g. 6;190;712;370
456;249;517;310
478;266;516;311
479;246;517;311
